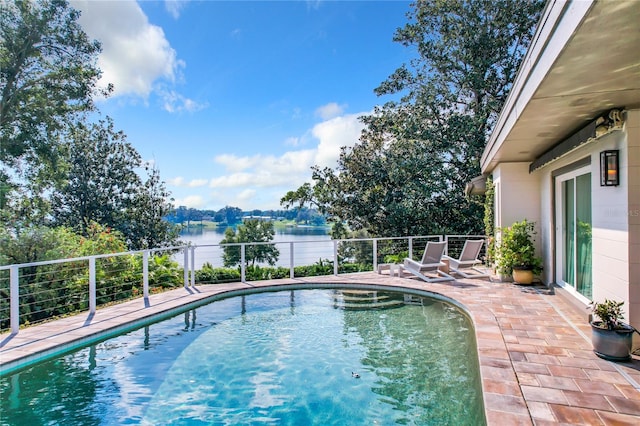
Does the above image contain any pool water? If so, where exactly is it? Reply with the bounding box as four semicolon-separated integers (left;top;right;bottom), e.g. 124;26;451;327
0;289;485;425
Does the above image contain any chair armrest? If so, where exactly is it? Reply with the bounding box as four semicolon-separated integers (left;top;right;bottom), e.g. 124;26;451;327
403;258;421;269
403;258;443;270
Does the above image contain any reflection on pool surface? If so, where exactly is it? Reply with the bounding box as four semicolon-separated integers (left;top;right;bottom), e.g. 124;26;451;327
0;288;485;425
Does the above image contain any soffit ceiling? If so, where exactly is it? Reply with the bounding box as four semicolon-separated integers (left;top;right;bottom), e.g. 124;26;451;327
482;0;640;173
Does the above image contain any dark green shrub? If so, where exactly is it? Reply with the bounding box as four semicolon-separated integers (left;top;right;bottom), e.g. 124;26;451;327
195;262;240;283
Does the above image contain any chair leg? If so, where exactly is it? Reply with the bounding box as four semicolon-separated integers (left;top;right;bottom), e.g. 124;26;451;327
404;267;455;283
450;266;490;279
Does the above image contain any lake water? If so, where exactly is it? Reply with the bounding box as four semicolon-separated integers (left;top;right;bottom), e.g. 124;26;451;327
179;226;332;269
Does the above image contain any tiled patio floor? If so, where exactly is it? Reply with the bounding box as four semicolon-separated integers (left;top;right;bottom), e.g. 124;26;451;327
2;272;640;425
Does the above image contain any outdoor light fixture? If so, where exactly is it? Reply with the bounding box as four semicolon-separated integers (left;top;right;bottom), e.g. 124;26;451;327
600;150;619;186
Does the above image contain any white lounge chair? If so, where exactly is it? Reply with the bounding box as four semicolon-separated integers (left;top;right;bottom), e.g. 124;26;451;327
400;241;454;283
443;239;490;278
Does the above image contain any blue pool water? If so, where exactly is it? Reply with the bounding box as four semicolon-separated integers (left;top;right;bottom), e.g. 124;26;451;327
0;288;485;425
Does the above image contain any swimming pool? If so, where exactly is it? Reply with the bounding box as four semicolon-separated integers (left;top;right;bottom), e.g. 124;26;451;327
0;288;485;425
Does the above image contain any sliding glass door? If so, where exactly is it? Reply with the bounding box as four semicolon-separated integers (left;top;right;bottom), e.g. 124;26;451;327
555;167;592;301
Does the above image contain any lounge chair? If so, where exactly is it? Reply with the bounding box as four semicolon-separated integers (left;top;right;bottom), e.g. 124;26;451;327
400;241;454;283
443;239;490;278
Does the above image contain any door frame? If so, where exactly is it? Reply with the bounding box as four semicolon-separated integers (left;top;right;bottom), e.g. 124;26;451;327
554;165;592;304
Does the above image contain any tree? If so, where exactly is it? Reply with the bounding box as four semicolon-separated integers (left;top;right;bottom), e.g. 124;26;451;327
51;118;138;234
122;165;180;250
213;206;243;225
51;118;179;249
220;219;279;267
0;0;108;225
282;0;543;237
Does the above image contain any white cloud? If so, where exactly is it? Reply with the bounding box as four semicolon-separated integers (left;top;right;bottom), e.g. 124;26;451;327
312;112;365;167
214;154;258;173
187;179;209;188
210;150;316;189
73;0;189;104
173;195;205;208
169;112;367;211
166;176;185;186
315;102;347;120
306;1;323;11
158;87;208;113
284;137;301;147
165;0;188;19
167;177;208;188
236;189;257;202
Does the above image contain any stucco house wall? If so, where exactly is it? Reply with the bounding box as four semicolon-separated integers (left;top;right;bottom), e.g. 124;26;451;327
531;109;639;325
493;163;541;230
626;109;640;328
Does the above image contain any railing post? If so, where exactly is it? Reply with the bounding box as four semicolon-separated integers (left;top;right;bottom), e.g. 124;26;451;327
241;244;246;283
333;240;338;276
190;246;196;287
444;235;449;255
289;242;294;279
143;251;149;299
183;248;189;288
408;237;413;260
10;266;19;334
373;239;378;273
89;257;96;314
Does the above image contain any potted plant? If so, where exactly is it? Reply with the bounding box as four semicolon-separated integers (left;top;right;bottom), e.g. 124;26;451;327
495;219;542;284
590;299;635;361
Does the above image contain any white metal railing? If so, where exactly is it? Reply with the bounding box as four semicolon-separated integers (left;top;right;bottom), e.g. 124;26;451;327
0;235;486;335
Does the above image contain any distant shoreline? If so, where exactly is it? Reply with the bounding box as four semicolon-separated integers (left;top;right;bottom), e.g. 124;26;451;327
178;219;329;231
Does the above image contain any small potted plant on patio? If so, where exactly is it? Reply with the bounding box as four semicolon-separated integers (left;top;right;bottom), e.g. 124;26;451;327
495;219;542;284
590;299;635;361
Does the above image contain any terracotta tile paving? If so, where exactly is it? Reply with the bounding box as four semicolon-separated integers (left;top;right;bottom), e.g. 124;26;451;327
2;271;640;424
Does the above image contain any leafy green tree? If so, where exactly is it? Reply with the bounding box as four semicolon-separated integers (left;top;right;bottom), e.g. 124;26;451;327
51;118;138;234
51;118;179;249
281;183;319;212
213;206;243;225
0;222;131;327
123;165;180;250
0;225;60;266
220;219;280;267
0;0;107;225
282;0;543;237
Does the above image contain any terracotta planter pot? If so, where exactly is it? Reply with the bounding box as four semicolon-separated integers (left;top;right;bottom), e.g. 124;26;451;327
512;268;533;285
590;321;634;361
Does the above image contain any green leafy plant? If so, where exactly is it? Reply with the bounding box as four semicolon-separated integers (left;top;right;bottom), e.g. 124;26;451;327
194;262;240;283
483;176;496;265
591;299;625;330
495;219;542;275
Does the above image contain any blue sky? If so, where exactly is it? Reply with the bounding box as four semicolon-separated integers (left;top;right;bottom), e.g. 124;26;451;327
72;1;413;211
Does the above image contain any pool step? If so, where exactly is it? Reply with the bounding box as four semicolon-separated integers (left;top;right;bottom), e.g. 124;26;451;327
332;290;406;311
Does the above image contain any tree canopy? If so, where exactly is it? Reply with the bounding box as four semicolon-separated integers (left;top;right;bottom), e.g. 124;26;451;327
51;118;178;249
220;219;280;267
0;0;107;215
282;0;544;238
1;0;178;253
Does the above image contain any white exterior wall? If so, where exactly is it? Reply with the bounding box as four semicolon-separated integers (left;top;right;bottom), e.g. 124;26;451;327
537;164;554;286
492;163;543;281
592;128;629;311
534;109;639;326
493;162;541;229
626;109;640;328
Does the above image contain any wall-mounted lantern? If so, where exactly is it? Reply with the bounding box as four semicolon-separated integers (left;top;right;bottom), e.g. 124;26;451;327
600;150;619;186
